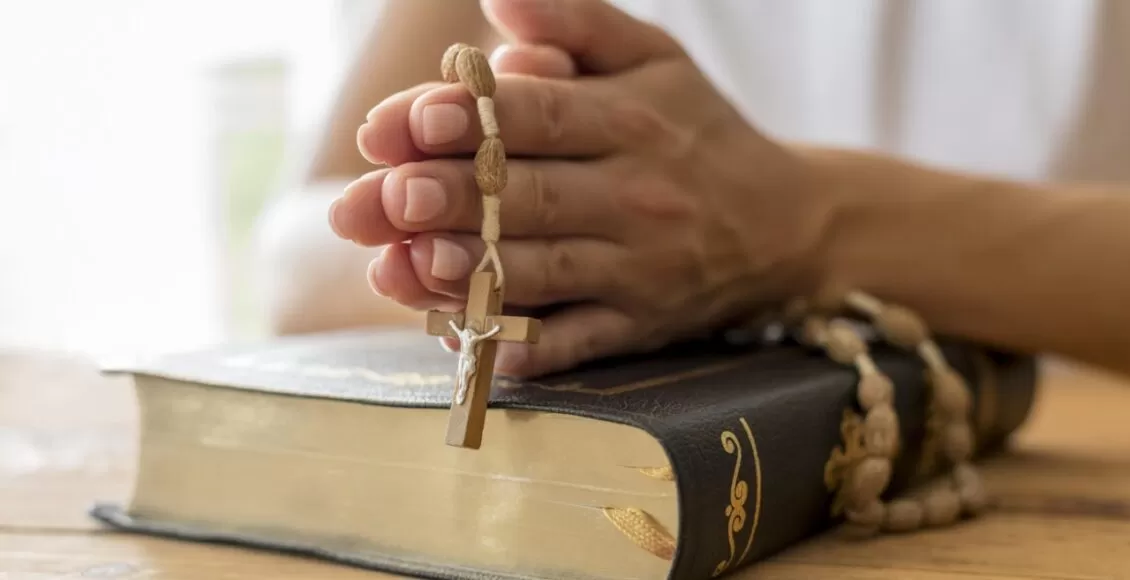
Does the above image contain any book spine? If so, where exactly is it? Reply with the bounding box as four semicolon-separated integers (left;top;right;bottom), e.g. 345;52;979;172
659;346;1036;579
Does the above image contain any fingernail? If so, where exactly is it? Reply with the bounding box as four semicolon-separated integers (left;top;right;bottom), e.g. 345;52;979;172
430;238;471;280
367;248;389;296
328;198;347;238
403;177;446;223
421;103;468;145
344;170;380;201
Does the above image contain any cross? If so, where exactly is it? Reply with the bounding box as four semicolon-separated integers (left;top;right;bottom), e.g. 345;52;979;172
426;271;540;449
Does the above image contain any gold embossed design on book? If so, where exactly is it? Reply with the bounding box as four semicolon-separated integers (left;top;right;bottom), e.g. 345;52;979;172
713;417;763;575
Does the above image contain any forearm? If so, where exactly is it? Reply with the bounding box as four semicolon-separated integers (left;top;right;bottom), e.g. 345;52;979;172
806;147;1130;374
304;0;500;182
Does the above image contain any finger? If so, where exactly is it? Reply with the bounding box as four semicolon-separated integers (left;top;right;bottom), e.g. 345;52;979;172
358;49;578;166
329;168;409;247
490;43;578;78
359;75;618;160
481;0;684;74
495;304;638;377
404;233;623;306
378;158;619;239
366;243;462;311
358;82;446;167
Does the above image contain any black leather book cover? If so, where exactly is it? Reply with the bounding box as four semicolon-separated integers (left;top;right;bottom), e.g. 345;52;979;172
91;328;1038;579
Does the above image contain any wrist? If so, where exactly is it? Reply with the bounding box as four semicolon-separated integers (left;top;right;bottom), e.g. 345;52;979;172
796;147;993;311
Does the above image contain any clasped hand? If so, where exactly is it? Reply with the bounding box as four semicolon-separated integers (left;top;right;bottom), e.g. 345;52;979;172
329;0;838;377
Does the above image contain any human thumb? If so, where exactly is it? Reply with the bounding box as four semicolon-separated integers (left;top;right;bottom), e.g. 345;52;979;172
480;0;683;73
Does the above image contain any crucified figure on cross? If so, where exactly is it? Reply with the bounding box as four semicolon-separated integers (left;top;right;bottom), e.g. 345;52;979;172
427;271;540;448
444;319;501;405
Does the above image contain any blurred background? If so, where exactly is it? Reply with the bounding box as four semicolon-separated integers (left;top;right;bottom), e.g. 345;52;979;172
0;0;383;359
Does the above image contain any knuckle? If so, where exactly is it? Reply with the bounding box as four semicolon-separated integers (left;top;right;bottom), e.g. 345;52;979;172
615;170;697;222
567;330;602;366
608;98;697;159
524;164;561;231
532;81;569;147
608;99;668;144
537;242;580;302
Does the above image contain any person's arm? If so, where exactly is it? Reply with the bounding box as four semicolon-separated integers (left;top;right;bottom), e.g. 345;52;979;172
253;0;500;335
805;146;1130;375
304;0;503;182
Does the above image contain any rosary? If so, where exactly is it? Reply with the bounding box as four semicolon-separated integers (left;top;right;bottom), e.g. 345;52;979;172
424;43;541;450
424;43;984;537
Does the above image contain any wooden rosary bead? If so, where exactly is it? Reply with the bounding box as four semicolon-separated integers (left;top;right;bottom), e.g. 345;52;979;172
455;47;496;98
844;290;884;317
959;479;989;515
953;462;989;514
942;422;974;462
802;317;829;345
474;137;507;195
875;305;928;348
883;499;924;532
825;320;867;364
863;404;899;458
845;500;886;527
917;340;947;370
441;43;469;83
846;457;892;505
952;462;980;489
922;488;962;526
931;368;972;419
857;373;894;409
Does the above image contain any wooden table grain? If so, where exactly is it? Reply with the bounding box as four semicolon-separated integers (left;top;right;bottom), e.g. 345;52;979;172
3;350;1130;579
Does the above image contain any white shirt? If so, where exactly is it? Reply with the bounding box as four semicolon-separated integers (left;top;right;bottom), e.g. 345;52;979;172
610;0;1130;183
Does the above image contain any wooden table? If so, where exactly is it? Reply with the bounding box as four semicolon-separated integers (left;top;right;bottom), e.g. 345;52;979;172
3;350;1130;579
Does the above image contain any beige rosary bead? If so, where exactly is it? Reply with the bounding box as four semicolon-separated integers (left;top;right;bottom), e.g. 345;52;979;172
849;497;890;533
922;488;962;526
454;47;495;98
931;368;972;419
953;462;989;514
802;317;829;345
863;404;899;458
952;462;980;488
825;319;867;364
883;499;924;532
474;138;507;195
845;500;886;527
959;480;989;515
440;43;468;83
875;305;928;348
857;373;894;409
843;290;884;317
942;422;974;462
846;457;892;505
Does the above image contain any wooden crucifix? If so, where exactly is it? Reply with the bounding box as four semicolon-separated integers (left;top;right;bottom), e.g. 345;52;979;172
426;271;540;449
427;43;541;448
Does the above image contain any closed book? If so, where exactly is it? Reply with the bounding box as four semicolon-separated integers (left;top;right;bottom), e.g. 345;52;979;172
90;327;1037;579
